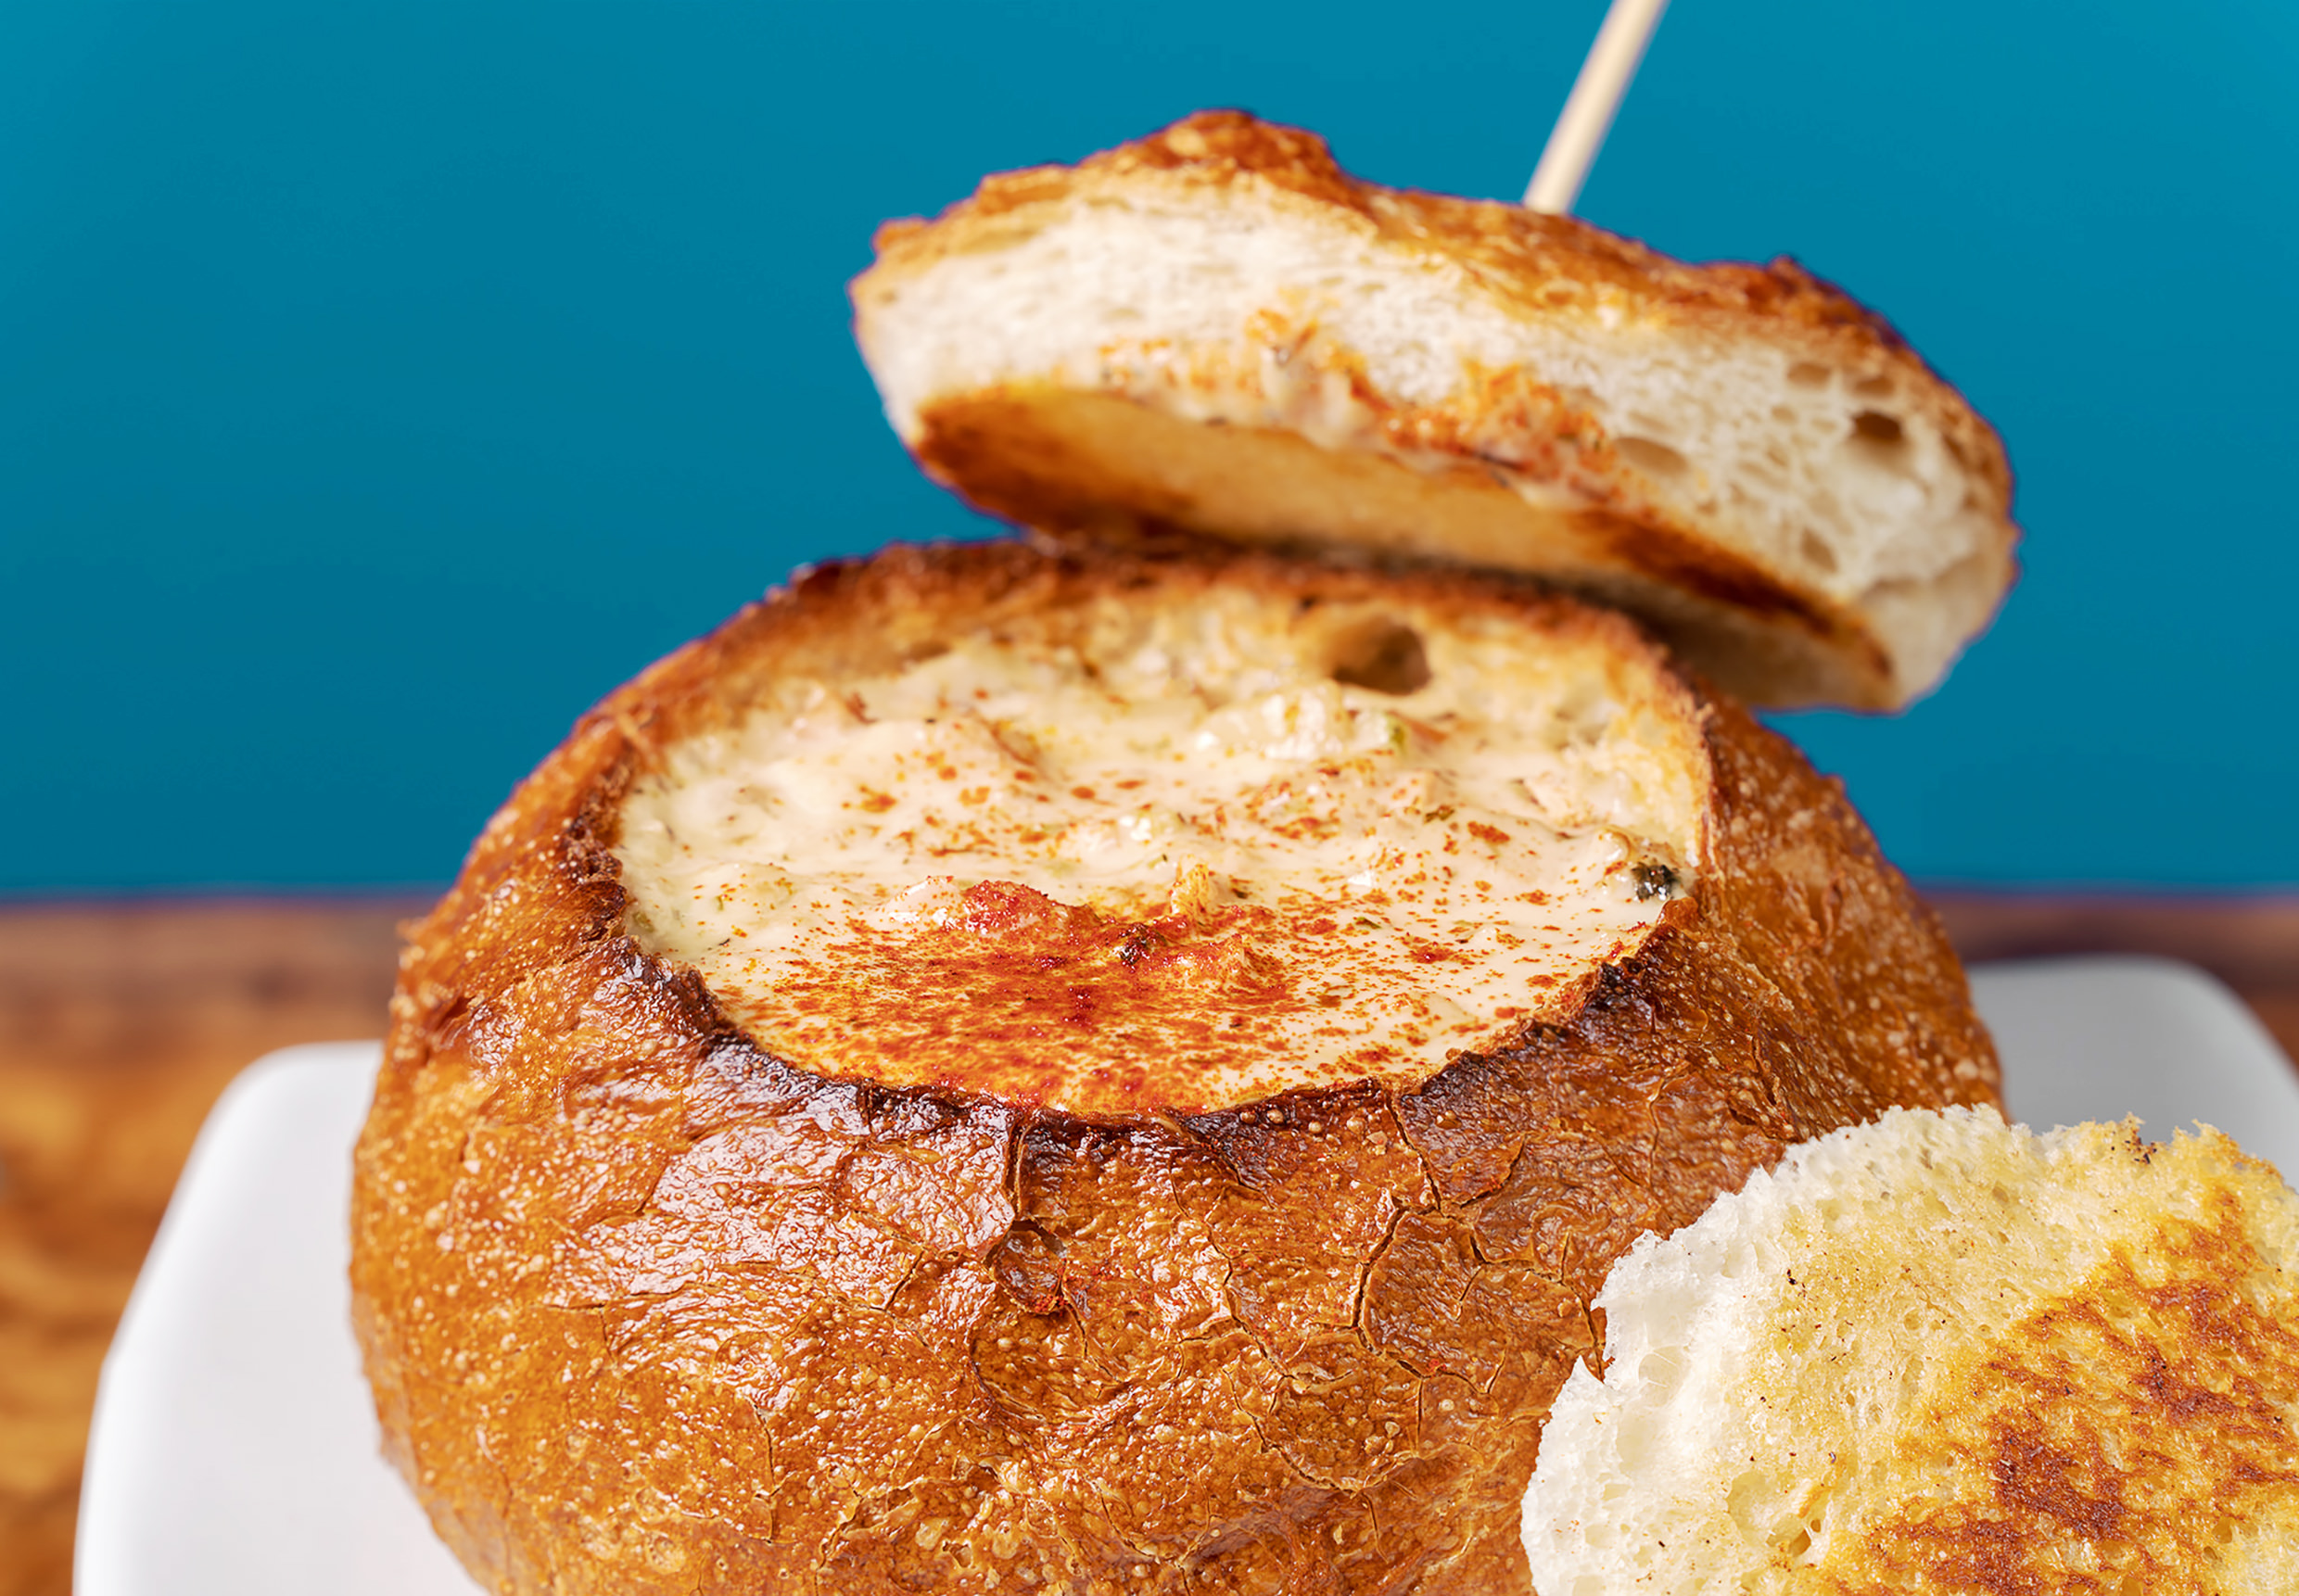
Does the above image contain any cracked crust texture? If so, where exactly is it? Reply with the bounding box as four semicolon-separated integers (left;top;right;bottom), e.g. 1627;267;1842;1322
853;111;2020;712
350;543;1999;1596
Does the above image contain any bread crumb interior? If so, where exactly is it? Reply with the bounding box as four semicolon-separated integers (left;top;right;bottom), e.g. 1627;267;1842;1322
1526;1108;2299;1594
616;581;1706;1114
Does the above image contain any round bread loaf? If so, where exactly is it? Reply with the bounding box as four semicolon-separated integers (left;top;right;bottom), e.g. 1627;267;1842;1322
350;541;1998;1595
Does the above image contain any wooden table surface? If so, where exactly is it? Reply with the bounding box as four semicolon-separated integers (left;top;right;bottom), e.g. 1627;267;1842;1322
3;893;2294;1595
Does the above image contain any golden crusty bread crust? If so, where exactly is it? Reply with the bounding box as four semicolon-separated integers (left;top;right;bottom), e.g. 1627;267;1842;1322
350;542;1998;1596
866;114;1913;336
1528;1108;2299;1593
853;112;2020;711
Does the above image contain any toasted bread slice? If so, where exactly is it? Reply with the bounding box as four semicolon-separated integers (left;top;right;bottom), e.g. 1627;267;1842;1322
1523;1107;2299;1594
852;112;2018;711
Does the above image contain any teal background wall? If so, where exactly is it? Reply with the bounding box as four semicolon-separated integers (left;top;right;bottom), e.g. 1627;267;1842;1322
5;1;2294;893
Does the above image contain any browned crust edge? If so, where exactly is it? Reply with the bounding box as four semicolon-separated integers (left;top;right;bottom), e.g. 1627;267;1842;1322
870;113;1935;359
906;388;1899;709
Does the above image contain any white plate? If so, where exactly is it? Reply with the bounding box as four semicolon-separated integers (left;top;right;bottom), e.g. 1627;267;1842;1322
76;956;2299;1595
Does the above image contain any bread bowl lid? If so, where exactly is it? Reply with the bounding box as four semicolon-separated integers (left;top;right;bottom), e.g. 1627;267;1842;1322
850;111;2020;713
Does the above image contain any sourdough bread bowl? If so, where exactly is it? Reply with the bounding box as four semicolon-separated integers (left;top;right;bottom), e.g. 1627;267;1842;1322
350;542;2000;1596
852;111;2021;712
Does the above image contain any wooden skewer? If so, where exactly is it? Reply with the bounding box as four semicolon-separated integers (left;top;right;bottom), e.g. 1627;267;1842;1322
1524;0;1671;214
